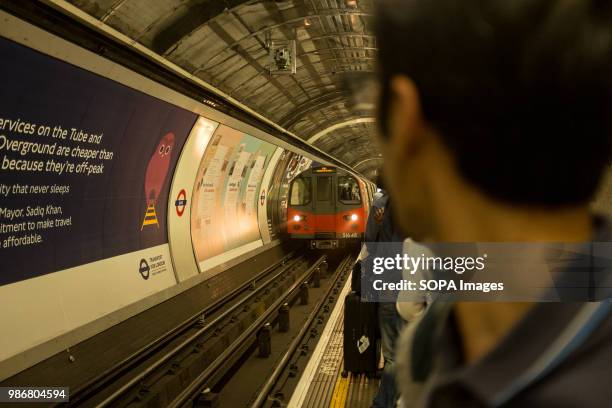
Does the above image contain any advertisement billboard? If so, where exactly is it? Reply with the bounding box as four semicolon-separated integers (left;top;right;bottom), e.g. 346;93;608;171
0;37;198;286
191;125;276;266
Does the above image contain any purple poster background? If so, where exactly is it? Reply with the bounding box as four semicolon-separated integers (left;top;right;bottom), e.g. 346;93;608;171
0;37;197;286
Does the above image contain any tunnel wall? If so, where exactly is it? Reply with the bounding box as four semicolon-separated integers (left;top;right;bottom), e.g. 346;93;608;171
0;11;324;371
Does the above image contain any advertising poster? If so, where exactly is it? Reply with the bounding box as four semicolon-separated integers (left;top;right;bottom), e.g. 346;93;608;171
286;154;314;181
191;125;276;265
0;37;197;286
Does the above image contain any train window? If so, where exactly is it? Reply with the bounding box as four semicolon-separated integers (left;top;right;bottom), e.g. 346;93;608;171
290;177;312;205
338;176;361;204
317;176;332;201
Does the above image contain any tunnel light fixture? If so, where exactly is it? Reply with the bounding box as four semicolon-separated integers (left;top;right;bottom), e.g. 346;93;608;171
346;0;358;7
202;98;219;108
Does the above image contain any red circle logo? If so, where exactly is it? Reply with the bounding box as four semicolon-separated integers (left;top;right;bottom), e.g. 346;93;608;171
175;189;187;217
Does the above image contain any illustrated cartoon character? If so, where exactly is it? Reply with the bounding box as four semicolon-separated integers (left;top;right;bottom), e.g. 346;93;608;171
142;132;175;230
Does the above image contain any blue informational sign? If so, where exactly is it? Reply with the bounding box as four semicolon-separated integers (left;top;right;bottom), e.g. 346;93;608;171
0;37;198;286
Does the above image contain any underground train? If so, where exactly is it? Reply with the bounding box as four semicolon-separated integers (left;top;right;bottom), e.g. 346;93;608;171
287;166;373;249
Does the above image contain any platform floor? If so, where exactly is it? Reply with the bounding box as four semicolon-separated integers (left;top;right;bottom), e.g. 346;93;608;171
289;278;379;408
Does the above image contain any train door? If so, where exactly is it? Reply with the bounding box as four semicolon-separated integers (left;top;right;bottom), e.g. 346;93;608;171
288;174;313;235
337;175;365;239
313;174;336;233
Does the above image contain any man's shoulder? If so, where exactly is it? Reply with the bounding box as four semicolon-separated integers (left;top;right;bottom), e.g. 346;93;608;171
372;195;388;208
464;303;612;406
510;314;612;405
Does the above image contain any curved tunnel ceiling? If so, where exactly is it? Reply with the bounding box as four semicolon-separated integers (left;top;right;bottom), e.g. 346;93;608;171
67;0;381;178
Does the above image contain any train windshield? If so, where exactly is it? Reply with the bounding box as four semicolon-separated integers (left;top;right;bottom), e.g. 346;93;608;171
290;176;312;205
338;176;361;204
317;176;332;201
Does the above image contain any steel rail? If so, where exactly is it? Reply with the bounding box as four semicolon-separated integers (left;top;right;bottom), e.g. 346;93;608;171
68;251;299;407
250;255;353;408
167;255;328;408
95;253;311;407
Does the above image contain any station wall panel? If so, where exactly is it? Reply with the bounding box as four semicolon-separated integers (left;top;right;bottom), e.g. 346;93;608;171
0;36;196;286
167;117;219;281
189;125;277;273
0;33;199;361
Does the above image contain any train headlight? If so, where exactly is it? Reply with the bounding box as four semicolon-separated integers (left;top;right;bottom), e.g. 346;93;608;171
350;213;358;221
293;215;302;222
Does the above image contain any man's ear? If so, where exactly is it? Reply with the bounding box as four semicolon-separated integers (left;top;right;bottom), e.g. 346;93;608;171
388;75;425;158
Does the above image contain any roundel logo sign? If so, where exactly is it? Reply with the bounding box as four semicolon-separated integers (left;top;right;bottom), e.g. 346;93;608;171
175;189;187;217
139;258;150;280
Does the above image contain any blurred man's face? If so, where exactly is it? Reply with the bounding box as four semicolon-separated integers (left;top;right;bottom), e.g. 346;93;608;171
378;76;435;241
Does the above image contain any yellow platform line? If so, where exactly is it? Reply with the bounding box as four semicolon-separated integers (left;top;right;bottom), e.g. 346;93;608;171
330;371;349;408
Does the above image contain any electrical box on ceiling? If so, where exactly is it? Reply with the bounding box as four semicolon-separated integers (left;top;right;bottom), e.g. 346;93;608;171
268;39;297;75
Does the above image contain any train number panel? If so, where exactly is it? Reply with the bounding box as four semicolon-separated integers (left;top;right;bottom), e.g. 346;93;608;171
287;166;367;249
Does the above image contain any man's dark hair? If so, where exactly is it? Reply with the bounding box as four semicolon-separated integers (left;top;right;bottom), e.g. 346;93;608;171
376;0;612;206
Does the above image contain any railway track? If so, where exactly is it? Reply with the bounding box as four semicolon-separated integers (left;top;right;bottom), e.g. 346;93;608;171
58;249;357;408
250;255;353;408
61;251;319;407
164;254;331;408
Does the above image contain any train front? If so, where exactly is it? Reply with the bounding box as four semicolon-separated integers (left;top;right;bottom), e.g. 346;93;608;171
287;167;367;249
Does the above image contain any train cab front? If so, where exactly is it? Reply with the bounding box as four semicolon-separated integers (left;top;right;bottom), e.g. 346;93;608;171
287;208;315;239
334;208;365;242
287;167;367;250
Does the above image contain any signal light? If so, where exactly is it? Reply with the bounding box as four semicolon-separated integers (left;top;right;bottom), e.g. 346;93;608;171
293;215;302;222
350;214;358;221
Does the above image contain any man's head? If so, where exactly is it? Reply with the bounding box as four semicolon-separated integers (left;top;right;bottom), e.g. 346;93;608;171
375;0;612;239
